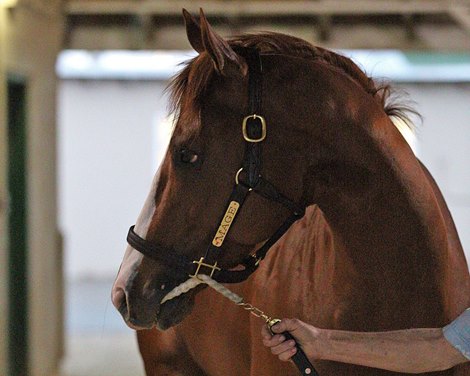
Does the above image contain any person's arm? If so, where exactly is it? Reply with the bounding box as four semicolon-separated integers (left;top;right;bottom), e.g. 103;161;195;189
262;318;468;374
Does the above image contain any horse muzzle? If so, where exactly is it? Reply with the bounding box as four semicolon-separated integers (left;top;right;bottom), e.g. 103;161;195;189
112;267;199;330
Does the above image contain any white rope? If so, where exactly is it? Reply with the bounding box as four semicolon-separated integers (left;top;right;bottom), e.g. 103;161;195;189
160;278;203;304
160;274;244;305
197;274;245;304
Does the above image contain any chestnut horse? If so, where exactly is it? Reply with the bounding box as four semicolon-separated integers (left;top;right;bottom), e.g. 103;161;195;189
112;9;470;375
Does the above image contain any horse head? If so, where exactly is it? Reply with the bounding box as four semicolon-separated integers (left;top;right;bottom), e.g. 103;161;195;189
112;9;314;330
112;9;405;330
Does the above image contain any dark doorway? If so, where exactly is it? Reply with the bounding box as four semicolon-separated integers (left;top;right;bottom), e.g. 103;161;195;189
7;76;28;376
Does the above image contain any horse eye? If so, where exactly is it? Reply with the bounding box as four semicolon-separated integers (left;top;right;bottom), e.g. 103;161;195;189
179;148;199;164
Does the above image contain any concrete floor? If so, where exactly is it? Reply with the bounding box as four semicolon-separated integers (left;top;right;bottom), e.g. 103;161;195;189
61;334;144;376
60;279;145;376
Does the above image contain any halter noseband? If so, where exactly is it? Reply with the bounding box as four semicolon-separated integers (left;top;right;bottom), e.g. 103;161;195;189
127;48;306;284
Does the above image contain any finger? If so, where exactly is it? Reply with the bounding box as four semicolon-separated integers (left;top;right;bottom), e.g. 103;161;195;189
261;324;272;340
271;318;301;334
270;339;296;356
278;347;297;362
262;334;285;347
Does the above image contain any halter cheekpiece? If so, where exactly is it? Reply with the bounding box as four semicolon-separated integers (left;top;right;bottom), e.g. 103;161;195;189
127;47;306;284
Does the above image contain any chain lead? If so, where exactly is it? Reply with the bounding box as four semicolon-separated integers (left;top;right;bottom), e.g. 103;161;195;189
237;302;272;323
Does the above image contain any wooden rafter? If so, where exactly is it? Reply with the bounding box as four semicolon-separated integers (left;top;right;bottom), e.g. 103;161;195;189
66;0;453;17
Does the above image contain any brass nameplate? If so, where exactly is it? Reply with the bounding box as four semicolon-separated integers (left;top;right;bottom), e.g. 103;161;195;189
212;201;240;247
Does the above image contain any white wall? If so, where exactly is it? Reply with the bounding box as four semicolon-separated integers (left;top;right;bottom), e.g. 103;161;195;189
58;80;470;281
58;80;169;280
403;84;470;263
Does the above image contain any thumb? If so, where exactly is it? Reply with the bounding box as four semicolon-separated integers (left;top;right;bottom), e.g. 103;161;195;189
271;318;303;334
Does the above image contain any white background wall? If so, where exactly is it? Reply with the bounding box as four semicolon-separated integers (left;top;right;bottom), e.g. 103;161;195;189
403;84;470;261
58;80;169;280
58;79;470;281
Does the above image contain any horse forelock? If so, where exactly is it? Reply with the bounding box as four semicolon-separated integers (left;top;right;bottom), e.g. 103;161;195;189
166;54;212;140
167;32;418;137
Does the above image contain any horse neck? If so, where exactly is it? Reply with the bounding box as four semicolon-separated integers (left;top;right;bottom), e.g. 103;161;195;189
306;112;451;324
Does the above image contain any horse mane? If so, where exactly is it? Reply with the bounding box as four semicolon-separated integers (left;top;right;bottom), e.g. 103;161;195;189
168;32;417;129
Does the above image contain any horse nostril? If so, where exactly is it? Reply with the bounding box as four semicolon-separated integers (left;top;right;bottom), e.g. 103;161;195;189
111;287;128;317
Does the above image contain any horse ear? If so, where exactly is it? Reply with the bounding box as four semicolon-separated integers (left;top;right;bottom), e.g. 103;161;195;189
183;9;204;53
198;8;247;76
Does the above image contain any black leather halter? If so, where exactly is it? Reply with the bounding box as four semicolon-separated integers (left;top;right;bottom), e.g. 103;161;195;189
127;48;306;284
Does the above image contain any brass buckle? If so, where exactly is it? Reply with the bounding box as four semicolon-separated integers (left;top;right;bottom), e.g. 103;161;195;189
189;257;221;278
242;114;267;143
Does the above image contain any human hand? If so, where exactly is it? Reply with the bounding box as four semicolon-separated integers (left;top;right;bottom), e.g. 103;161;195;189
261;318;320;362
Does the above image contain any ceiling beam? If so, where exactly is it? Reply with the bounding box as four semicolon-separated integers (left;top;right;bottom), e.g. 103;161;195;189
66;0;452;17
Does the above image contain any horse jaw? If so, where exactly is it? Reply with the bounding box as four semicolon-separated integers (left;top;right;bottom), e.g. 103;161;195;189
155;290;198;330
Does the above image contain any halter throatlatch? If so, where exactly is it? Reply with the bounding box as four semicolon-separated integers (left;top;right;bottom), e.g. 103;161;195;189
126;48;305;284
